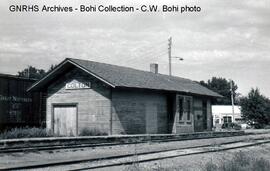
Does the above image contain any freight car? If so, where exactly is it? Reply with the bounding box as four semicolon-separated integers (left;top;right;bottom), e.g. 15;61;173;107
0;73;43;132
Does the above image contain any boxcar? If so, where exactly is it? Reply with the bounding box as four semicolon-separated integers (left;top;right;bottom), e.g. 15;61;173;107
0;73;43;131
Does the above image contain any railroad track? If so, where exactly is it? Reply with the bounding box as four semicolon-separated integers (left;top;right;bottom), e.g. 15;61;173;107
0;130;254;154
0;134;249;154
1;137;270;171
69;139;270;171
0;137;219;153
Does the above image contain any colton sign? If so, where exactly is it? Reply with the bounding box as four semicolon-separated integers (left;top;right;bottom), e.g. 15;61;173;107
65;80;91;90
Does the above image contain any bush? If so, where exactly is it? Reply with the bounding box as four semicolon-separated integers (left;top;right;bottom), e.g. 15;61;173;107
0;127;52;139
204;151;270;171
250;122;265;129
79;127;108;136
263;125;270;129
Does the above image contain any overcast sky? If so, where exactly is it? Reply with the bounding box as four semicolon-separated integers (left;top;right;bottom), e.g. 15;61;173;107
0;0;269;97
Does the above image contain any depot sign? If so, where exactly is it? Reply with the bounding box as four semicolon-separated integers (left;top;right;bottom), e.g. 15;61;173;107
65;80;91;90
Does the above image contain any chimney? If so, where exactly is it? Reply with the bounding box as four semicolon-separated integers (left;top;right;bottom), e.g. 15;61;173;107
150;63;158;74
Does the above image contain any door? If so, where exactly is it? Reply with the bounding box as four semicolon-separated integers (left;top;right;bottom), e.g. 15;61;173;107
202;101;207;130
53;105;77;136
194;100;208;132
194;110;204;132
146;103;158;134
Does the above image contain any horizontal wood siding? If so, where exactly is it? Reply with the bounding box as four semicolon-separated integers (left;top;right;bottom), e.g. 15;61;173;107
46;68;111;135
111;89;168;134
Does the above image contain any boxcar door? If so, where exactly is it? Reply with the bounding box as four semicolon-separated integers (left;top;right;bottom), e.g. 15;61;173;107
53;105;77;136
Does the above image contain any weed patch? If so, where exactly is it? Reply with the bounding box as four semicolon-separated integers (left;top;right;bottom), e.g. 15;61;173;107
123;151;270;171
0;127;52;139
204;151;270;171
79;127;108;136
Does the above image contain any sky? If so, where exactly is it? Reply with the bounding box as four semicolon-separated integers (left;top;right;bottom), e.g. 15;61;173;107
0;0;270;97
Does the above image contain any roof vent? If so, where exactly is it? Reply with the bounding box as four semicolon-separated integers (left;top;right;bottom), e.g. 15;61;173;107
150;63;158;74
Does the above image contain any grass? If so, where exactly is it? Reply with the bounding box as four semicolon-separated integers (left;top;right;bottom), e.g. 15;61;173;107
0;127;52;139
204;151;270;171
79;127;108;136
0;127;108;139
123;163;186;171
123;151;270;171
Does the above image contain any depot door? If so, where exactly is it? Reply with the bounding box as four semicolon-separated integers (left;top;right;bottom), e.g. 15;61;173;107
202;101;207;130
146;103;158;134
53;105;77;136
194;100;207;132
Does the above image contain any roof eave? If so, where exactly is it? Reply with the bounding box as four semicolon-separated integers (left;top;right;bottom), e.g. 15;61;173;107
114;85;223;98
67;59;116;88
27;58;116;92
27;59;70;92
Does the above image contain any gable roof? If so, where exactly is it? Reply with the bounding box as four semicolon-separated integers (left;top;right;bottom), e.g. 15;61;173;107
28;58;222;98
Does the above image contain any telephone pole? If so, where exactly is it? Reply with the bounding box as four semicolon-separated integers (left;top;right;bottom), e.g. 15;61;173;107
168;37;183;76
168;37;172;76
230;79;235;122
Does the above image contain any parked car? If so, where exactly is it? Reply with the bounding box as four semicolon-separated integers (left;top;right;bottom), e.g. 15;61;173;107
222;123;242;130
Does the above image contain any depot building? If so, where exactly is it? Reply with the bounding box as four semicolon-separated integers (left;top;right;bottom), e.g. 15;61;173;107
28;58;221;136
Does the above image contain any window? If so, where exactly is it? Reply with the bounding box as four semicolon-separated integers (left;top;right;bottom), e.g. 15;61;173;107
179;97;184;121
178;96;192;122
223;116;232;123
235;118;242;122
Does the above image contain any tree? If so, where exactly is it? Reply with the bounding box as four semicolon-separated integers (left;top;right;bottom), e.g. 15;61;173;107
17;66;46;79
239;88;270;128
48;64;57;73
199;77;238;105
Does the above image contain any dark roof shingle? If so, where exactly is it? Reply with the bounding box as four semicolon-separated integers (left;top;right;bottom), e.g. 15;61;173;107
68;58;221;97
